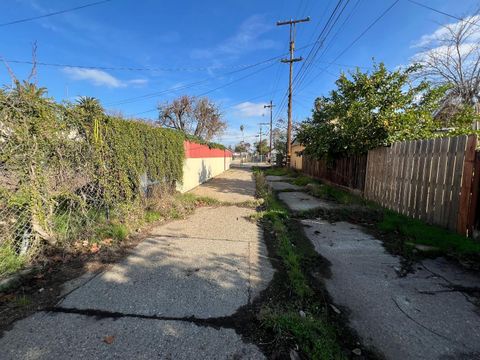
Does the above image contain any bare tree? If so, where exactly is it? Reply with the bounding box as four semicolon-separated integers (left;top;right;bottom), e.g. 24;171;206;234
414;13;480;112
157;95;226;141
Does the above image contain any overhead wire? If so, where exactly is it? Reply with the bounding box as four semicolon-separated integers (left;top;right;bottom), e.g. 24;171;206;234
0;0;114;27
127;61;277;117
299;0;400;91
273;0;349;121
406;0;480;28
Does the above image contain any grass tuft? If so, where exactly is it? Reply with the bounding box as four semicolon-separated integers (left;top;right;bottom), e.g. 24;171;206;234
291;175;318;186
379;211;480;255
262;310;343;360
0;245;26;277
263;167;297;177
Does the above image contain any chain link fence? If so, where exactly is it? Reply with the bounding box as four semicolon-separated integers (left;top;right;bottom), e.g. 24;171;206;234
0;83;184;278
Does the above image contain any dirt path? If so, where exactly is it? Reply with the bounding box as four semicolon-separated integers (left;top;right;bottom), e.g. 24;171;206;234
0;168;273;359
268;175;480;360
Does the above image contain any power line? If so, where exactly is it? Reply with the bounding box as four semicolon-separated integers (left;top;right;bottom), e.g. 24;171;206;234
3;58;280;73
407;0;480;28
295;0;360;91
127;62;277;117
292;0;351;95
274;0;349;121
274;0;347;118
0;0;113;27
299;0;400;92
107;56;280;107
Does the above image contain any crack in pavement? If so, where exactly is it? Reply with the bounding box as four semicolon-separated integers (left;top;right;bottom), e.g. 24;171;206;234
45;306;239;331
147;234;254;243
390;296;475;352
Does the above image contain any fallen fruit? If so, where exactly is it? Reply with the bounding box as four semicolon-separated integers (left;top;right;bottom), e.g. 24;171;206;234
103;335;115;344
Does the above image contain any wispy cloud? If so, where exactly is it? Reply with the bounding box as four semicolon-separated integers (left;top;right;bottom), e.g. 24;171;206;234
128;78;149;87
410;15;480;65
190;15;279;59
63;68;125;88
412;15;480;48
62;67;148;88
233;101;267;117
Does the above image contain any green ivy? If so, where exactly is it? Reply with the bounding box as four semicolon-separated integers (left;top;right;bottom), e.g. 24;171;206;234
0;81;185;264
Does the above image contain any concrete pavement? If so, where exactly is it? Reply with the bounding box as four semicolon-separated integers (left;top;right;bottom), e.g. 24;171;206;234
0;167;273;359
190;166;256;203
302;219;480;359
269;174;480;359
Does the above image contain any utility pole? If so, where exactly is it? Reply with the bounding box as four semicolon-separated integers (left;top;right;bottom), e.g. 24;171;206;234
277;17;310;167
264;100;275;163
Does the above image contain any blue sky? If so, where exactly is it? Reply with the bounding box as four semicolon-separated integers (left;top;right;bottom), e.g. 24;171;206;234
1;0;479;146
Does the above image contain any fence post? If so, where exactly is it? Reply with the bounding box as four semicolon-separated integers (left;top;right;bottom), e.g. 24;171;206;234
466;150;480;237
457;135;478;235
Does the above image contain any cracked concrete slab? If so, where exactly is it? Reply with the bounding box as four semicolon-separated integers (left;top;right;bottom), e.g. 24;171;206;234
302;218;480;360
265;175;293;182
0;311;264;360
60;206;274;318
278;191;338;212
267;181;303;191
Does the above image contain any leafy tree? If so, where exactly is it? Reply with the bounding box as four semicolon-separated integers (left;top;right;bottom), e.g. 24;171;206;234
234;142;246;153
272;127;287;163
297;63;450;159
255;139;269;155
157;95;226;141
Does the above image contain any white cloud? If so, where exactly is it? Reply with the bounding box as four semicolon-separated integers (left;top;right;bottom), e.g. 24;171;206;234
190;15;279;59
412;15;480;48
62;68;149;89
63;67;126;88
233;102;267;117
128;78;149;86
413;42;478;63
410;14;480;71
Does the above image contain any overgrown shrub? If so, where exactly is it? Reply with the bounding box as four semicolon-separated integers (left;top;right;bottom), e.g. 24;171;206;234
0;81;185;275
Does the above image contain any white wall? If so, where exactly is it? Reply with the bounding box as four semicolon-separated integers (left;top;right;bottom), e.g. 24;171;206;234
177;156;232;193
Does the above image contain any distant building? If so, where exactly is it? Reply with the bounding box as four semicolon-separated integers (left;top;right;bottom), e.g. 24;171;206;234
290;138;304;170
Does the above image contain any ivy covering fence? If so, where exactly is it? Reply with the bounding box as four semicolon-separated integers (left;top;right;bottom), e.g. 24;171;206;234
0;82;185;277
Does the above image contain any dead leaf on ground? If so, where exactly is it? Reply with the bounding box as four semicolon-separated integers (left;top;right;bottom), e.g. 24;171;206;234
101;238;113;246
103;335;115;344
90;243;101;253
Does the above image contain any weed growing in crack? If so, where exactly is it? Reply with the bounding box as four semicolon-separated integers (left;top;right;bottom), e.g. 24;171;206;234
253;168;347;359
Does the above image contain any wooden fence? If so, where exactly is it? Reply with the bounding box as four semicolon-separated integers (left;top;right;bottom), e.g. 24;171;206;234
364;135;479;235
302;154;367;191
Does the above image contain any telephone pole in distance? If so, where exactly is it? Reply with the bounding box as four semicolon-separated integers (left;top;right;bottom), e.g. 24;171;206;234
277;16;310;167
263;100;275;162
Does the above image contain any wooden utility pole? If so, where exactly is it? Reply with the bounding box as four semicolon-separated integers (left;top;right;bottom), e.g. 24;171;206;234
277;17;310;167
264;100;275;162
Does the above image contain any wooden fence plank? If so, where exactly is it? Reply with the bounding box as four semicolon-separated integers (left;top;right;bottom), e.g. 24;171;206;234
449;136;467;230
434;138;449;226
457;135;477;234
302;134;478;237
442;136;458;228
